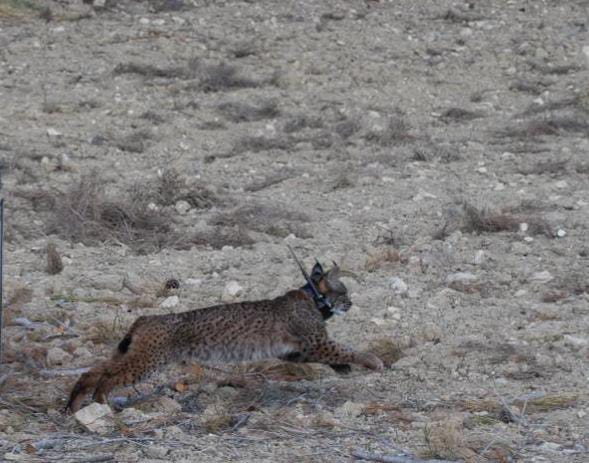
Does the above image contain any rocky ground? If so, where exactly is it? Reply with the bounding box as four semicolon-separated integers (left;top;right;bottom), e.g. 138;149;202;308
1;0;588;461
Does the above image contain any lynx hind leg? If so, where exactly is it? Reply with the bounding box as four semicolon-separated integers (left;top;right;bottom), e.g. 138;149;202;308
67;319;172;412
304;339;384;371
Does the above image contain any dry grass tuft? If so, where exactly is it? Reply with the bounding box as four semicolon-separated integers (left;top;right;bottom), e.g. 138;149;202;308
156;168;217;209
497;115;589;139
440;107;483;123
217;99;280;123
519;160;568;176
513;393;577;413
364;248;402;272
527;60;581;75
423;416;478;461
231;135;295;155
283;114;324;133
235;361;321;382
7;285;33;307
203;413;238;433
364;116;414;146
245;171;294;193
113;62;190;80
46;242;63;275
45;174;174;254
210;203;310;238
509;78;550;95
459;202;552;237
87;317;128;345
197;62;259;92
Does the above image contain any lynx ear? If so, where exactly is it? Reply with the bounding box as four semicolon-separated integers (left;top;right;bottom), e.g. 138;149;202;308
310;262;324;282
327;263;340;281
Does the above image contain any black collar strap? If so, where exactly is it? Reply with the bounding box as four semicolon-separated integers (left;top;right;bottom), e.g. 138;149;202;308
301;283;334;319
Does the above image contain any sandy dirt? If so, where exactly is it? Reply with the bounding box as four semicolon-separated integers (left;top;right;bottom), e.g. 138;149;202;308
1;0;588;461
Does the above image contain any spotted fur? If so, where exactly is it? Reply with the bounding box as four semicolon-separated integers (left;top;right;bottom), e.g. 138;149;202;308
66;262;383;412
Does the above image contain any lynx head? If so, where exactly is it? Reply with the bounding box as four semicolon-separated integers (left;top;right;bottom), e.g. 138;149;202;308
310;261;352;320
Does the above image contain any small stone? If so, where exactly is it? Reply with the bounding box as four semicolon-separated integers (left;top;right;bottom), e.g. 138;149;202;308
46;128;62;137
139;17;150;25
578;410;587;418
175;200;191;215
74;403;114;435
556;229;566;238
555;180;568;189
446;272;479;293
388;277;408;295
160;295;179;309
530;271;553;283
519;223;529;232
221;281;243;302
477;166;487;174
93;0;106;7
143;445;169;458
46;347;73;366
563;335;588;350
336;401;364;418
473;250;485;265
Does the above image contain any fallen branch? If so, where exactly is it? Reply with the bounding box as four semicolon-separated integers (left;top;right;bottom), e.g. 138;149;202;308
352;449;460;463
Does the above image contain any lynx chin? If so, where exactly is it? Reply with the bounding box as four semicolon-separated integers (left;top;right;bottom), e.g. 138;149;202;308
66;261;383;412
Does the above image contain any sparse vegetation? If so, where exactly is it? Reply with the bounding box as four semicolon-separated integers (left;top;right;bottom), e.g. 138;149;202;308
364;116;413;146
216;99;280;122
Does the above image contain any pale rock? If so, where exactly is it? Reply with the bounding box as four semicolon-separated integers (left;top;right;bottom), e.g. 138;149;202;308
445;272;479;293
46;347;73;366
530;271;553;283
143;445;169;458
74;403;114;434
563;335;588;350
519;223;529;232
160;295;179;309
185;278;202;287
175;200;191;215
47;128;62;137
556;229;566;238
221;281;243;302
473;250;485;265
73;347;93;359
388;277;408;295
336;401;364;418
554;180;568;189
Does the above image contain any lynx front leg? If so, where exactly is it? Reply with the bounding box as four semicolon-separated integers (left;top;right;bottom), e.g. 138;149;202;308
303;339;383;371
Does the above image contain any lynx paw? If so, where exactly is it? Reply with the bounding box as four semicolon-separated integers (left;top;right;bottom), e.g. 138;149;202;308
360;352;384;371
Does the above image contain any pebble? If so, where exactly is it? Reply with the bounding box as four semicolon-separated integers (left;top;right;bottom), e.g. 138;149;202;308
74;403;114;435
46;347;73;366
46;128;62;137
556;229;566;238
388;277;408;295
563;335;588;350
530;271;553;283
160;295;179;309
175;200;191;215
445;272;479;293
473;250;485;265
555;180;568;189
221;281;243;302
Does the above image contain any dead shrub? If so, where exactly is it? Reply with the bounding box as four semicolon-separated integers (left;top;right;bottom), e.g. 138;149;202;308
461;202;551;236
498;115;589;139
423;416;478;461
156;168;217;209
210;203;310;238
116;130;152;153
283;115;324;133
203;413;238;433
197;62;258;92
7;285;33;307
519;160;568;176
45;174;174;254
364;248;402;272
527;60;581;75
46;242;63;275
113;62;190;79
217;99;279;122
440;107;483;123
231;136;294;155
509;78;550;95
364;117;413;146
245;171;294;192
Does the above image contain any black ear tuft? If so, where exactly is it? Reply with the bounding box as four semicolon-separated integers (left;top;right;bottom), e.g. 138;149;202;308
311;262;324;282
